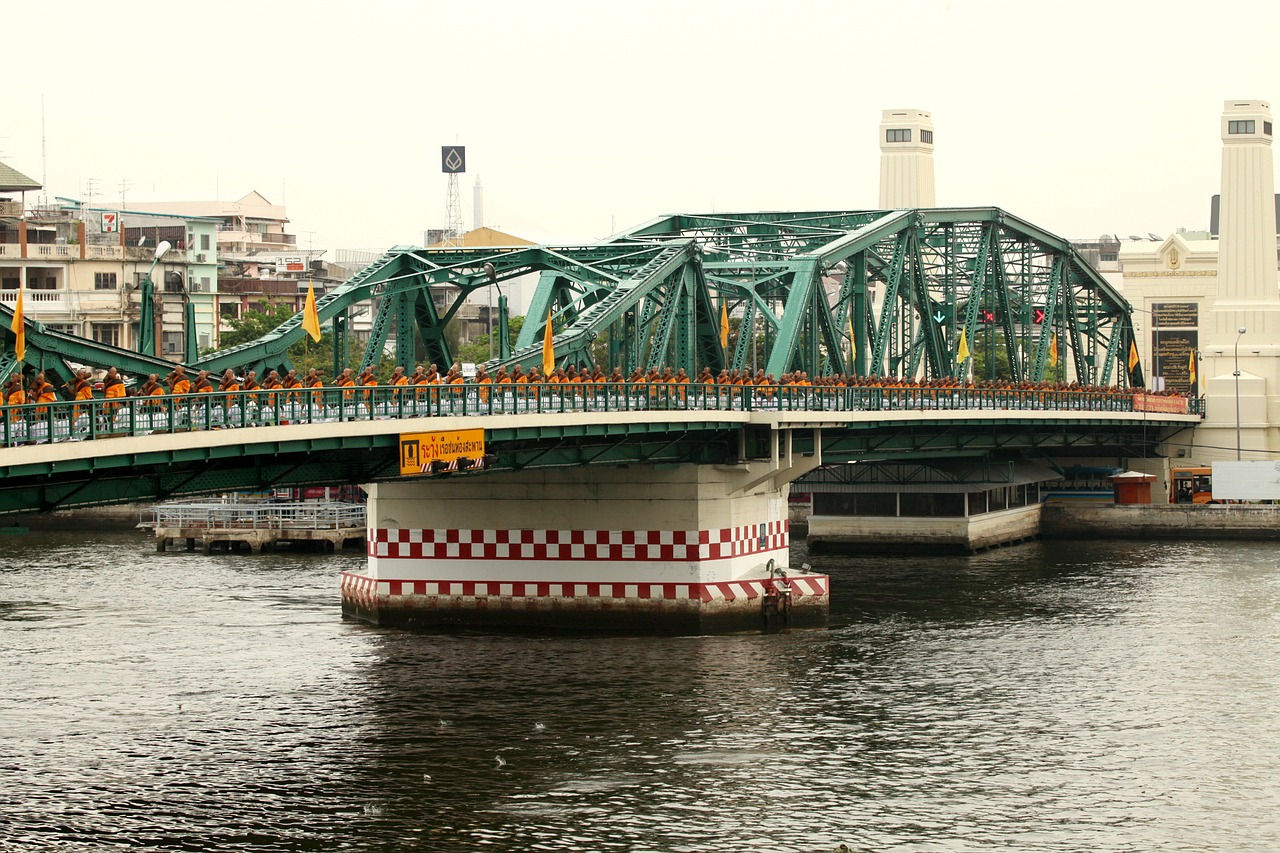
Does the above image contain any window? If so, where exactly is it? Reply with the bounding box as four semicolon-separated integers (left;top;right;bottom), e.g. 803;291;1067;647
1;277;18;290
201;233;211;251
94;272;118;290
28;274;56;290
1266;121;1273;136
200;276;211;290
45;323;78;335
163;332;183;354
92;323;120;348
886;128;912;143
921;129;933;144
220;303;240;319
1228;120;1256;134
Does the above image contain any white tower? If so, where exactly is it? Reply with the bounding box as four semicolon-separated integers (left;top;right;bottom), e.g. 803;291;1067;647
1213;100;1278;339
1197;99;1279;465
878;108;936;209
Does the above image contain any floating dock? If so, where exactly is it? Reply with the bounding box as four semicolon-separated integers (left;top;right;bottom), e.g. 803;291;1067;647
144;501;366;554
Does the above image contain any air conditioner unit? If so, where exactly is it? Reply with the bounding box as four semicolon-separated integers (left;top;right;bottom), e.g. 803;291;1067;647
196;253;207;263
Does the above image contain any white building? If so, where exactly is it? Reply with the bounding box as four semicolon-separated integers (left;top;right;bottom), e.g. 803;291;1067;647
1119;99;1280;463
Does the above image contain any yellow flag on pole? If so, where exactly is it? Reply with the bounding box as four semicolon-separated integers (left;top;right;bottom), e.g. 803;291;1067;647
1188;348;1196;388
10;288;24;362
1128;339;1140;372
956;328;970;364
542;304;555;377
719;300;729;349
1048;333;1058;367
302;281;322;342
848;314;856;362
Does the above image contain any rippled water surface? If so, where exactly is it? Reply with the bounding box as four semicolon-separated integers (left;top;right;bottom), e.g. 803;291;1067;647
1;530;1277;852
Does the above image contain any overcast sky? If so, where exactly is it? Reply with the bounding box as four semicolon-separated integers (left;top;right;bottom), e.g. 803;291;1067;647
4;0;1277;254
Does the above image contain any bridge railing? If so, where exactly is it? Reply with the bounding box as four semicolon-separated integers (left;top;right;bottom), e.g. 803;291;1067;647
0;383;1201;448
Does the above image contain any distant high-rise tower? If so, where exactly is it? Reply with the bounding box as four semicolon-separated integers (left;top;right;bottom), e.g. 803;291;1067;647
1216;100;1277;314
878;108;936;209
473;176;485;231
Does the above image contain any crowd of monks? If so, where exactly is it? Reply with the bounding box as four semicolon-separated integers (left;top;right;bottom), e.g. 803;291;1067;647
4;361;1183;413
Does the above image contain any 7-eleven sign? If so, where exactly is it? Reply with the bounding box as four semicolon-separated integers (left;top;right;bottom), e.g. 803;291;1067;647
100;211;119;233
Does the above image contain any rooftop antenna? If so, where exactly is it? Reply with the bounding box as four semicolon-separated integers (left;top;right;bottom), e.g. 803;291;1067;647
118;179;132;211
41;96;47;206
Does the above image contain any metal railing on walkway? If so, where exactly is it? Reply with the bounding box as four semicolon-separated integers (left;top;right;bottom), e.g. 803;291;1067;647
143;500;366;531
1;382;1202;448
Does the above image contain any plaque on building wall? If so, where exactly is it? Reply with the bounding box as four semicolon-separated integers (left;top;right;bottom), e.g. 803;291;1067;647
1152;330;1198;395
1152;302;1198;328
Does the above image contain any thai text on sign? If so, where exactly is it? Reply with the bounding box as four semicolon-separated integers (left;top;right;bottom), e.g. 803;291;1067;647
399;429;485;475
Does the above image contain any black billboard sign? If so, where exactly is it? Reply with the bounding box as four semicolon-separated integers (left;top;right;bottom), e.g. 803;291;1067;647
1152;302;1198;328
441;146;466;174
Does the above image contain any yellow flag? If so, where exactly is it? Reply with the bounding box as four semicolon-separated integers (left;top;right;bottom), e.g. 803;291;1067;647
956;329;970;364
848;314;856;361
1128;339;1140;372
542;304;555;377
1188;348;1196;388
10;288;24;362
1048;333;1058;367
719;300;729;349
302;281;322;342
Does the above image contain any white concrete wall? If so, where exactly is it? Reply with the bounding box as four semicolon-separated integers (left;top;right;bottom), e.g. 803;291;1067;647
367;463;792;585
807;504;1040;552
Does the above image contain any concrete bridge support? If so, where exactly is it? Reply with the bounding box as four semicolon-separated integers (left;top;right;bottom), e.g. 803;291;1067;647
342;459;829;634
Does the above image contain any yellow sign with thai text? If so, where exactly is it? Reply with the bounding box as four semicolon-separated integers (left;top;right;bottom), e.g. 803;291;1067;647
399;429;486;475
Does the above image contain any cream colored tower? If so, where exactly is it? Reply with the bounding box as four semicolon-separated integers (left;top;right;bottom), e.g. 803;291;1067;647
878;109;936;208
1212;100;1278;339
1198;99;1279;464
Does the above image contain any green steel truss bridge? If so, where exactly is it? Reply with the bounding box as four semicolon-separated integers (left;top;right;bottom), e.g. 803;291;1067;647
0;208;1143;391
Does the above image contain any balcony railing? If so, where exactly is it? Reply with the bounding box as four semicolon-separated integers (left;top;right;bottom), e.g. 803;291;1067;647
0;288;69;307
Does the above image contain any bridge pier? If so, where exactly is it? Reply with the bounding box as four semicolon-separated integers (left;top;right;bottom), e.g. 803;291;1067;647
343;462;829;634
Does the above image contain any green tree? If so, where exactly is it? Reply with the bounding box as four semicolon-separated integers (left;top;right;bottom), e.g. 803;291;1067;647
456;315;527;364
218;303;297;349
216;303;370;376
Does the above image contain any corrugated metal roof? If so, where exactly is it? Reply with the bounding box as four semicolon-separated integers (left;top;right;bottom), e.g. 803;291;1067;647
0;161;42;192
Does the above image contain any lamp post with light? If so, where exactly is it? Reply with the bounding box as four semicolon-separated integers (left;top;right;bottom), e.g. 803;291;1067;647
137;240;172;357
1233;326;1246;460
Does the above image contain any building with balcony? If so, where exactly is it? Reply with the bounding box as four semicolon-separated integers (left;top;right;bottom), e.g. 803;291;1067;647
1;176;221;358
142;191;296;255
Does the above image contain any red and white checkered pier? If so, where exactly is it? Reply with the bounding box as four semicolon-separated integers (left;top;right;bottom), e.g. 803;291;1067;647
342;465;829;633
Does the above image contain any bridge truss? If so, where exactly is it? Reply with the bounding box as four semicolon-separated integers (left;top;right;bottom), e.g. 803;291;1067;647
1;208;1143;389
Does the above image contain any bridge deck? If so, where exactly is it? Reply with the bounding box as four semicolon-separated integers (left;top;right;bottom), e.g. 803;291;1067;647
0;383;1200;516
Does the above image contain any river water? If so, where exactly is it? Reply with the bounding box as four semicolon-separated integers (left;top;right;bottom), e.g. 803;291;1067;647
1;531;1277;852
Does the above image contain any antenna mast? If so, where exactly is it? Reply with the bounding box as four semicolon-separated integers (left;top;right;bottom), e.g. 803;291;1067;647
441;144;466;247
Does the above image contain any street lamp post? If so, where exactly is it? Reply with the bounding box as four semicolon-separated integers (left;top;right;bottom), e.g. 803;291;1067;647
138;240;172;357
1234;326;1246;460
